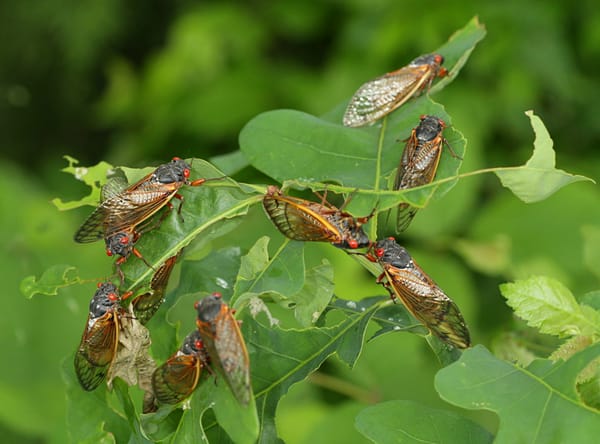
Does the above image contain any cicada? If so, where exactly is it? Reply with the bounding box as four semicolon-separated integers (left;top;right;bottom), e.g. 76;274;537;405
367;237;470;349
195;293;252;406
74;282;129;391
394;115;459;232
343;53;447;127
74;157;207;244
263;185;372;249
131;251;181;325
152;330;209;405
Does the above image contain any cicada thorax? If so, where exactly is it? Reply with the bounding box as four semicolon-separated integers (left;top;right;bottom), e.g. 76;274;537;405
74;282;125;391
368;237;471;349
394;115;457;232
131;251;181;325
195;293;252;406
343;53;447;127
152;330;208;405
262;185;372;249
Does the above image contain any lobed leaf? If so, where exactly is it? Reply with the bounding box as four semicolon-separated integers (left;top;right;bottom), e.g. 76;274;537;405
20;264;82;299
435;344;600;444
500;276;600;337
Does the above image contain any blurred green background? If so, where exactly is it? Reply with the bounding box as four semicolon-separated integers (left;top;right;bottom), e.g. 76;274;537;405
3;1;600;442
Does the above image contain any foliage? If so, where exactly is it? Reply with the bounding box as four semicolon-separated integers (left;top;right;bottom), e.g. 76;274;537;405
5;3;600;444
16;16;600;444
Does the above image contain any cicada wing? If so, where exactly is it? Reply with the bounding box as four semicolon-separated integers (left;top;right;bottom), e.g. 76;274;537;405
152;354;201;405
101;176;129;201
74;205;109;243
383;266;470;349
213;314;252;406
132;253;180;324
263;195;339;243
343;65;431;127
101;185;179;238
74;312;119;390
394;137;444;232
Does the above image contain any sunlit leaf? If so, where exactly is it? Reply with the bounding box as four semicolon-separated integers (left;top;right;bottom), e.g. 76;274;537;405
355;399;493;444
500;276;600;337
495;111;594;203
436;344;600;444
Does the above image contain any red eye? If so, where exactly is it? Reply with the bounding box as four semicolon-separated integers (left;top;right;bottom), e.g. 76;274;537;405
434;54;444;64
194;339;203;349
348;239;358;249
375;248;384;257
97;282;103;288
212;292;222;299
106;249;113;257
120;236;129;244
387;236;394;240
420;114;426;120
194;301;200;309
172;156;181;161
108;293;118;301
183;168;190;179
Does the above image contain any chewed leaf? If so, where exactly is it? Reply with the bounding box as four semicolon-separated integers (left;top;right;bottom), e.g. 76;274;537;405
356;399;493;444
52;156;114;210
499;276;600;337
495;111;594;203
435;344;600;443
20;264;82;299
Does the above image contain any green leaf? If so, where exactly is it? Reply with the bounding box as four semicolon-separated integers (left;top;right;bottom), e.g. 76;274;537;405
52;155;114;210
495;111;594;203
20;264;82;299
291;259;335;327
112;379;151;443
240;101;466;218
247;299;380;442
430;16;487;94
62;357;129;444
355;399;493;444
499;276;600;337
435;344;600;444
232;236;305;306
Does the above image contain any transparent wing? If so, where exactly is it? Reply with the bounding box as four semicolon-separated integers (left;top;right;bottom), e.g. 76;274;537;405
383;264;470;349
73;312;119;390
263;195;340;243
394;136;444;232
343;65;431;127
152;354;201;405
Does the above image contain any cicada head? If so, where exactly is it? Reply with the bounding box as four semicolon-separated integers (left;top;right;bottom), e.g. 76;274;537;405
374;238;412;269
153;157;192;184
415;115;446;143
195;292;223;323
105;232;134;258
